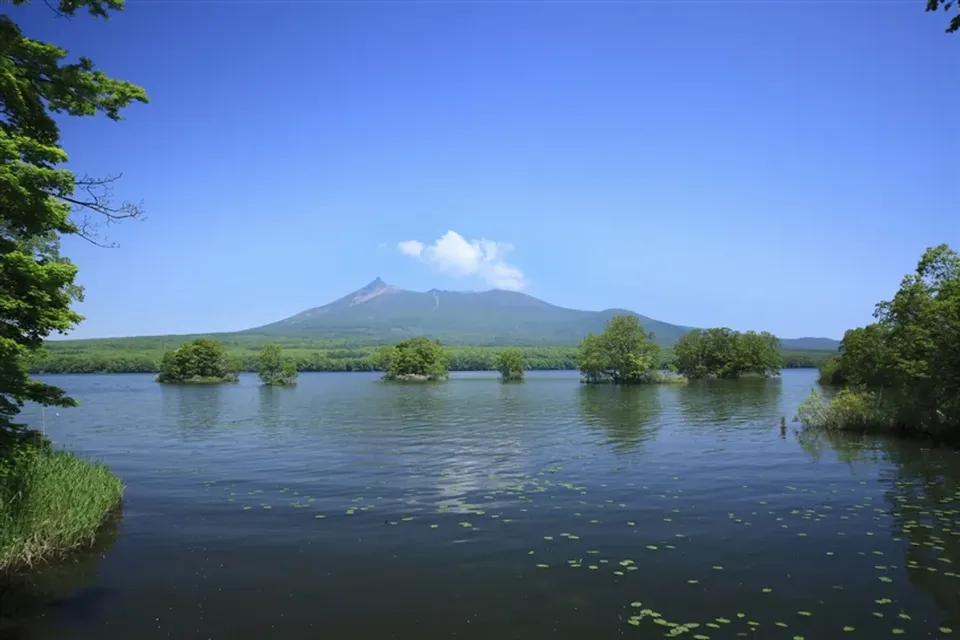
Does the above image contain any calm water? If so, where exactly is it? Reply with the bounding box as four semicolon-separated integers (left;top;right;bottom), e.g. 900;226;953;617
4;370;960;639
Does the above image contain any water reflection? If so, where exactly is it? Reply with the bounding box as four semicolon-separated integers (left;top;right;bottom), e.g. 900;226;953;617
383;383;449;422
578;385;662;452
161;384;224;435
678;378;782;426
0;507;121;638
258;385;283;421
797;428;960;630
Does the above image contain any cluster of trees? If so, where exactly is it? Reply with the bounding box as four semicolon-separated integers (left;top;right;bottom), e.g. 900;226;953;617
157;339;239;384
376;338;450;381
673;328;782;379
575;316;783;384
256;345;298;386
576;316;669;384
806;244;959;440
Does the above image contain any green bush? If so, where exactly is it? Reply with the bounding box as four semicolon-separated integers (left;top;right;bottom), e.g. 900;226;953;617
0;439;123;570
377;337;449;381
795;389;888;432
496;348;526;381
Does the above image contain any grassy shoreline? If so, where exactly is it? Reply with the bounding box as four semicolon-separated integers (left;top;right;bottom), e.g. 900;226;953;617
0;441;123;572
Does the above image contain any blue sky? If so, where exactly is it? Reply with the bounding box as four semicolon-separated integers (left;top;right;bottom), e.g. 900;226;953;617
17;0;958;340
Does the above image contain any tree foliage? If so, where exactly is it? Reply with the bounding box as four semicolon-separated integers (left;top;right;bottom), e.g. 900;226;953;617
157;339;237;384
576;315;661;384
927;0;960;34
673;328;782;379
495;348;526;381
257;344;297;386
377;337;449;381
810;244;960;438
0;0;148;434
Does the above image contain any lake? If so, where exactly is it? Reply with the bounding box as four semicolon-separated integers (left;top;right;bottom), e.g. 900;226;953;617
4;369;960;639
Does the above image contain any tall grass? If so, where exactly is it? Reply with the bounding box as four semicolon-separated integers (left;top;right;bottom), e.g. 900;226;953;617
0;441;123;571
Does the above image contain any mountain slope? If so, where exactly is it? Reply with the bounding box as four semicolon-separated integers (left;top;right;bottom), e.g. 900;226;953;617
245;279;839;350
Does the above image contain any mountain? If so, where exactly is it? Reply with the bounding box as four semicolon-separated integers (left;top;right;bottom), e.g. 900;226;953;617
244;278;840;350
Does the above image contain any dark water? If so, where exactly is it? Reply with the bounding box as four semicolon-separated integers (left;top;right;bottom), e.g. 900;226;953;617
5;370;960;639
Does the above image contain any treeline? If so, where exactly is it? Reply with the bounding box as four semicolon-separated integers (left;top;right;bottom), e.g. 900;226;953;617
30;344;831;375
802;244;959;441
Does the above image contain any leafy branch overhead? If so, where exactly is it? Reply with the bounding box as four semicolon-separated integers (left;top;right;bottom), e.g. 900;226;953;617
927;0;960;33
1;0;147;431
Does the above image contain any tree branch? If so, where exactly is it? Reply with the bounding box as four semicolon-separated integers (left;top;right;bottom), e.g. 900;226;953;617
48;173;146;247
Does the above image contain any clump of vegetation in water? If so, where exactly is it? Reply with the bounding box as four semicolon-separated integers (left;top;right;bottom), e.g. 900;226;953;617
377;337;449;381
799;244;960;440
672;328;782;379
496;348;526;382
0;433;124;571
257;344;298;386
0;0;146;570
157;338;239;384
576;315;678;385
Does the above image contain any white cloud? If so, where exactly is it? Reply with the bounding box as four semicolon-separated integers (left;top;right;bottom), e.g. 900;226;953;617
396;230;527;291
397;240;424;257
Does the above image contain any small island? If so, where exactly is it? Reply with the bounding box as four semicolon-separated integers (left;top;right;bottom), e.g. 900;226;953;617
377;337;449;381
257;344;298;386
575;315;686;385
157;338;239;384
673;328;782;379
496;348;526;382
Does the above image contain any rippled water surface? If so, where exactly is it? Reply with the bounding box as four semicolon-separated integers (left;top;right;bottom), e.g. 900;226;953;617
5;370;960;639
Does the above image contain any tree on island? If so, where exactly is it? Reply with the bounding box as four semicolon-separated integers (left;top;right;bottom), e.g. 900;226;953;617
801;244;960;439
257;344;298;386
0;0;148;438
496;348;526;381
157;339;238;384
377;337;449;381
576;315;662;384
673;328;782;379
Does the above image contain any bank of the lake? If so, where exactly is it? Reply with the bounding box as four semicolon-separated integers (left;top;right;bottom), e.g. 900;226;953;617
5;369;960;639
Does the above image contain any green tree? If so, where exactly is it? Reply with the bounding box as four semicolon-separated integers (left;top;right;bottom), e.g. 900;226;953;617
257;344;297;386
576;315;660;384
377;337;449;381
927;0;960;33
673;328;781;379
803;244;960;438
1;0;148;435
157;339;237;384
495;348;526;381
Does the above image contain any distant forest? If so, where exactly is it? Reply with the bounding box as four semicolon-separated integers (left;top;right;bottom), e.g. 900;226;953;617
32;335;832;374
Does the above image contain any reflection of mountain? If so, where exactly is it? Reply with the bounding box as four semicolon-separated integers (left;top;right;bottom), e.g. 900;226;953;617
677;378;783;426
0;506;121;634
578;385;662;452
161;384;224;435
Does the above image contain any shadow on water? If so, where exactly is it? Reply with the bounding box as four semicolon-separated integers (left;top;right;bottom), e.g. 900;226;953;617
797;428;960;630
677;377;783;426
0;507;122;639
578;385;662;453
161;384;224;436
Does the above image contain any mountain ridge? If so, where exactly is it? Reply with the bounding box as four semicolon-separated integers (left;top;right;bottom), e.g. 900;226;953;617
244;278;840;351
